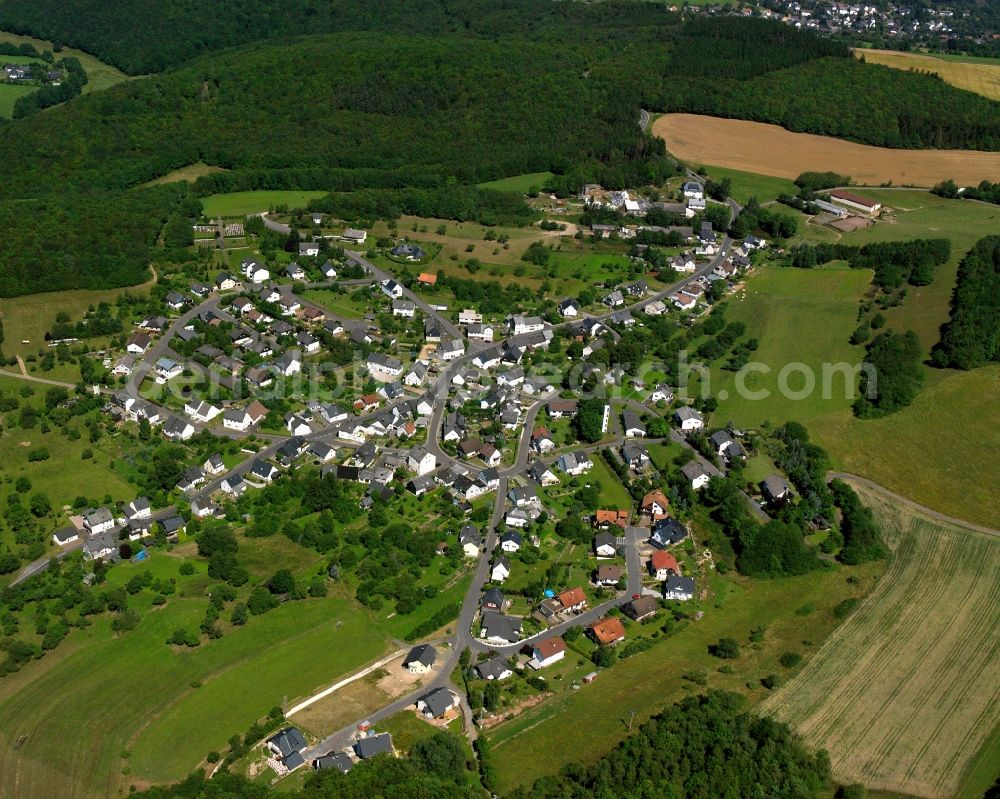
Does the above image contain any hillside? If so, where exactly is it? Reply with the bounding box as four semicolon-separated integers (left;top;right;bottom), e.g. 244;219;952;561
0;12;999;297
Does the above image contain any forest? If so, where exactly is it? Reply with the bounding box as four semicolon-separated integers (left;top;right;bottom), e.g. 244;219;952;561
0;8;997;297
931;236;1000;370
783;239;950;289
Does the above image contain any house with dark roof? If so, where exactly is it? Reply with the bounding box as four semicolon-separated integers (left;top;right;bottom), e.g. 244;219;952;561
480;611;522;644
354;733;393;759
649;518;688;549
416;688;459;719
475;655;513;681
313;751;353;773
664;574;696;601
403;644;437;674
623;595;660;622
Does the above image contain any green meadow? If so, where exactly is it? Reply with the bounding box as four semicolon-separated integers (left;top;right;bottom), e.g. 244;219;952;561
200;190;328;218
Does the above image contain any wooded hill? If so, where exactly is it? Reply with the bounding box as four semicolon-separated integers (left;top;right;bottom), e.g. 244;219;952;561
1;8;998;297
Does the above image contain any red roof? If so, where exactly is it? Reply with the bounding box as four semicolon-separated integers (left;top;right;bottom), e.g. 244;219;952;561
417;272;437;284
641;489;670;515
558;587;587;608
589;617;626;645
594;509;629;528
650;550;679;573
534;637;566;659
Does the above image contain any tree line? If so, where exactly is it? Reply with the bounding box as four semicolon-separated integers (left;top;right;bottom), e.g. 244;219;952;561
783;239;950;289
931;236;1000;370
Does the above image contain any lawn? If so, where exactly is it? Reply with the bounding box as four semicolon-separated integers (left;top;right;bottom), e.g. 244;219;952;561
300;288;369;320
0;30;129;94
477;171;555;193
585;455;633;510
200;190;327;218
144;162;229;186
763;484;1000;799
0;282;155;359
487;559;883;794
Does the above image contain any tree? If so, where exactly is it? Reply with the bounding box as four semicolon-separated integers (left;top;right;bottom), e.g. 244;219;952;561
411;732;467;780
711;637;741;659
574;398;606;443
268;569;295;595
230;603;249;626
483;680;501;711
29;493;51;517
248;586;278;615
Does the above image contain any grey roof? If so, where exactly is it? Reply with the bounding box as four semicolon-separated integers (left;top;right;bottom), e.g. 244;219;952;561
622;410;645;432
85;507;113;527
268;727;307;758
650;518;687;548
664;575;696;596
675;406;703;422
404;644;437;669
419;687;456;718
354;733;393;759
681;461;709;481
483;587;505;608
481;611;521;642
710;430;733;449
761;475;790;499
593;531;616;550
283;751;306;770
314;751;353;773
475;655;511;680
500;530;522;547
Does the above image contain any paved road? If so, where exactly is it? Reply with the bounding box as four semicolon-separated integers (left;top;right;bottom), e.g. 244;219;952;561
11;505;178;587
827;472;1000;538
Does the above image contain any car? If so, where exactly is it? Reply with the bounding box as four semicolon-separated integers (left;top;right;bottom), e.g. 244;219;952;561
632;593;641;600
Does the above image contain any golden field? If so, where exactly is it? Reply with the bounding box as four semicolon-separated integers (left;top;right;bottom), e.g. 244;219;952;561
856;49;1000;102
653;113;1000;186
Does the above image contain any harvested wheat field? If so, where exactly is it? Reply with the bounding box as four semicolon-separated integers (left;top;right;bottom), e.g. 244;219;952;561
857;49;1000;102
762;484;1000;799
654;113;1000;186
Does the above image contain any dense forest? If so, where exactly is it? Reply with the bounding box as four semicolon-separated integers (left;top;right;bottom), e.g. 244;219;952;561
784;239;950;289
931;236;1000;370
1;6;997;297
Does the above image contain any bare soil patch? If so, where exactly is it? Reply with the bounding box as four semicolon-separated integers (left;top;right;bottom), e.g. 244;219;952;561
653;113;1000;186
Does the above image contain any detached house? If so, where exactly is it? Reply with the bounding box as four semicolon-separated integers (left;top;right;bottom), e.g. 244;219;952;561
674;406;704;431
242;258;270;284
403;644;437;675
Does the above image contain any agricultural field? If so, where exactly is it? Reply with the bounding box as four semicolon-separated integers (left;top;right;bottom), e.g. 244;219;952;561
856;48;1000;101
199;190;327;218
653;113;1000;186
0;29;129;93
763;484;1000;799
486;560;884;795
0;564;394;799
476;171;555;193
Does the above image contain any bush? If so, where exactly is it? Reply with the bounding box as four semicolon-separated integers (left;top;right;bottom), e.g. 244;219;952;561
833;598;859;619
779;652;802;669
711;637;740;659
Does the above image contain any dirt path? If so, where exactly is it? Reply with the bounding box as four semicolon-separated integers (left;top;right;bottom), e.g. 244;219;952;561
827;472;1000;538
285;648;406;717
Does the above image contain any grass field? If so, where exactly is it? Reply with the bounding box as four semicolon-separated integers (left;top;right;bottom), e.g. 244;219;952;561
585;455;633;510
762;484;1000;799
856;48;1000;101
0;82;36;118
200;190;327;218
0;281;155;359
476;171;555;193
706;262;872;427
0;30;129;94
699;165;799;205
0;574;392;799
487;560;883;794
653;113;1000;186
144;162;228;186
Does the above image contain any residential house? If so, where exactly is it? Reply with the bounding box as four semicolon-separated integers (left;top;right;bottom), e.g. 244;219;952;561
558;451;592;476
391;243;425;261
505;508;529;528
594;509;629;529
222;475;247;497
663;575;696;601
83;529;118;560
622;410;646;438
249;459;279;483
368;352;403;378
640;489;670;520
589;617;626;646
558;587;587;613
285;413;312;436
184;399;221;423
594;564;623;586
528;461;558;486
242;258;270;283
650;383;674;404
603;290;624;308
354;733;393;760
298;241;320;257
593;532;617;558
123;497;152;520
623;595;660;622
459;526;481;558
475;655;513;681
674;406;705;431
341;228;367;244
126;332;152;354
480;611;522;644
709;430;734;458
681;461;711;491
760;475;791;504
163;417;196;441
416;688;459;720
403;644;437;675
274;350;302;377
439;338;464;361
380;279;404;299
531;427;555;454
482;587;505;612
84;507;115;535
509;315;544;336
649;518;688;549
649;550;679;580
467;323;493;342
407;447;436;476
558;298;580;317
530;637;567;669
490;556;511;583
500;530;522;553
313;752;353;773
404;361;428;387
392;299;416;318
